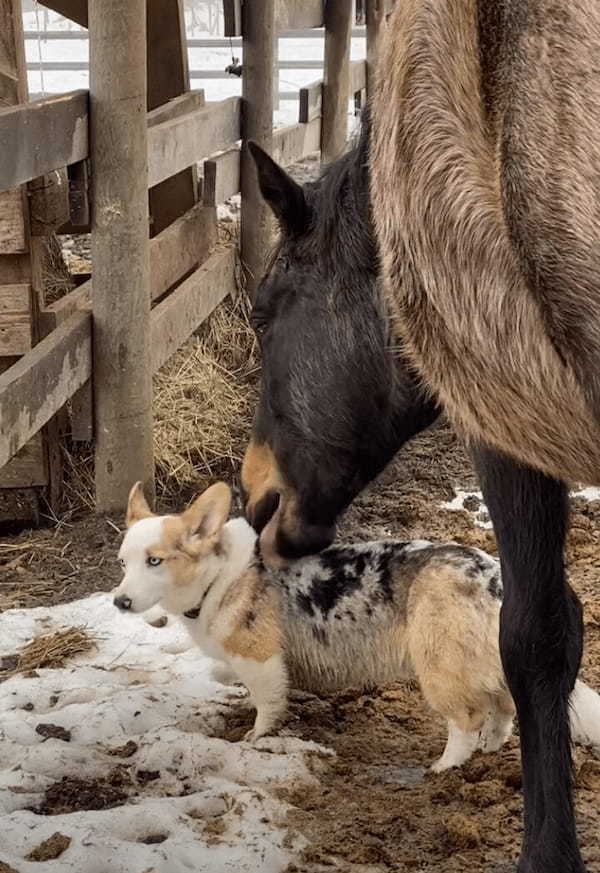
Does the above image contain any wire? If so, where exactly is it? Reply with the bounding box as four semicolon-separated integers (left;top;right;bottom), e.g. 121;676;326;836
34;0;46;96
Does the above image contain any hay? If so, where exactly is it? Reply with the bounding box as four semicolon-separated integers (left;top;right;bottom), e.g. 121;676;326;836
153;292;259;506
0;626;97;678
60;290;259;513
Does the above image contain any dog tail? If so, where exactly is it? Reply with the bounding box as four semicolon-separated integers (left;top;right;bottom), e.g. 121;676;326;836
570;680;600;750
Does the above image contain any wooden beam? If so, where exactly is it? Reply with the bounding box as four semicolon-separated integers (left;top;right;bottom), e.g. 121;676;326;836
350;59;367;94
147;89;205;126
147;0;198;236
147;202;217;299
223;0;242;37
272;117;321;166
241;0;275;300
321;0;352;162
148;97;241;188
203;148;240;208
150;248;236;372
0;91;88;192
276;0;323;30
38;0;87;27
0;309;91;470
37;245;236;444
299;78;322;124
89;0;154;511
0;188;26;253
44;201;217;327
0;282;32;355
223;0;322;36
366;0;385;97
0;433;47;487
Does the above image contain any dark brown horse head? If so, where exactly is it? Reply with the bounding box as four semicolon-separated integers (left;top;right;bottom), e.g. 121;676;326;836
242;118;438;566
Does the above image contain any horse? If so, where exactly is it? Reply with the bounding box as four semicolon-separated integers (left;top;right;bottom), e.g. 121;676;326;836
241;5;600;868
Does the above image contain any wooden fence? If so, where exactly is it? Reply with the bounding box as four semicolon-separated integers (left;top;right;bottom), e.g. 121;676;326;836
0;0;392;522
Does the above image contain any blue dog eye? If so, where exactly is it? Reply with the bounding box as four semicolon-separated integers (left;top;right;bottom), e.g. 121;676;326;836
147;556;163;567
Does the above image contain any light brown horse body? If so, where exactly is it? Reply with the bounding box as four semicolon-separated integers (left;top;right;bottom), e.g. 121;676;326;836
372;0;600;485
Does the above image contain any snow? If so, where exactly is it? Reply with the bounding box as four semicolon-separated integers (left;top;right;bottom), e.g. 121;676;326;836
440;489;492;530
441;484;600;531
22;7;366;130
0;593;334;872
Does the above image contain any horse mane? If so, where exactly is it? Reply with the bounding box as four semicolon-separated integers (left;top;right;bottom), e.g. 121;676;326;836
303;107;376;276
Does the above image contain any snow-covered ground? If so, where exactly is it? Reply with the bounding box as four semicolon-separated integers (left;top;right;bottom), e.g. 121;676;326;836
0;594;334;873
441;486;600;530
22;6;366;129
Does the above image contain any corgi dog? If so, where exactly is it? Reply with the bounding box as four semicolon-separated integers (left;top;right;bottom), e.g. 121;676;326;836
113;481;600;772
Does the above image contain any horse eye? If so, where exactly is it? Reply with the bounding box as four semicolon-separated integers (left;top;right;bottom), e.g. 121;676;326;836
147;556;163;567
118;558;125;569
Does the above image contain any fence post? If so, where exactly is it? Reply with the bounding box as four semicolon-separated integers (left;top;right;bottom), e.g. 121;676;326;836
240;0;275;301
321;0;352;163
147;0;198;236
89;0;155;512
366;0;385;99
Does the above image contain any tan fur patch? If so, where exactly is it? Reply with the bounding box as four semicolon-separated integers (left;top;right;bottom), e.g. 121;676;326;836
222;566;282;662
405;560;511;728
241;440;288;513
370;0;600;483
146;516;221;589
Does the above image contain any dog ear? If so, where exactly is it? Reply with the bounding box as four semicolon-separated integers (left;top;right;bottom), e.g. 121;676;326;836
126;481;154;528
182;482;232;540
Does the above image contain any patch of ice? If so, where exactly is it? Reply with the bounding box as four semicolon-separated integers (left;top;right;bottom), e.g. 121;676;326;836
0;593;333;872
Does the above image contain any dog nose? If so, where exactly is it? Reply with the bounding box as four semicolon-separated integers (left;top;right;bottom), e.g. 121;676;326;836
114;594;132;611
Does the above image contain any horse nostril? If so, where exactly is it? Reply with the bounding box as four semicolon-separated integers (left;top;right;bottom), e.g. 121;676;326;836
114;595;132;611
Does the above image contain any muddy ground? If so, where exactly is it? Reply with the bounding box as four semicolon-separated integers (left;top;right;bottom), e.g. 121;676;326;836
3;419;600;872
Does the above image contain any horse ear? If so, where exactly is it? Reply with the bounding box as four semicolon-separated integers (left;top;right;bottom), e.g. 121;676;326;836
247;140;308;236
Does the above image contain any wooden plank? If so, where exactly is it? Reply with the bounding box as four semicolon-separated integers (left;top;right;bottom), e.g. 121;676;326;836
322;0;352;162
241;0;275;301
148;202;216;299
0;91;88;192
299;78;322;124
0;187;26;253
223;0;242;37
66;160;89;226
272;117;321;166
0;319;31;355
89;0;154;511
0;433;46;487
350;59;367;94
147;0;198;236
45;201;217;327
203;148;240;207
147;90;205;127
0;283;28;312
38;0;87;27
69;380;93;441
223;0;322;35
148;97;241;188
29;170;70;236
150;248;236;372
366;0;385;97
1;0;28;107
276;0;323;30
0;309;91;470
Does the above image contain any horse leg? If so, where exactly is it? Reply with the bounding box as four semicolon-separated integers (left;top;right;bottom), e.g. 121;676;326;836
472;445;585;873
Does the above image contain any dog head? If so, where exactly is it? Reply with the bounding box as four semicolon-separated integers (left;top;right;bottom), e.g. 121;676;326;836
113;481;232;615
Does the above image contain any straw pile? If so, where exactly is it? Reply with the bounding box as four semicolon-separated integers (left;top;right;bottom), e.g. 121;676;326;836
61;291;260;512
0;626;97;679
153;292;260;506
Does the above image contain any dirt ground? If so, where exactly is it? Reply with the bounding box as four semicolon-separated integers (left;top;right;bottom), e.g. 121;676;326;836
3;419;600;872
